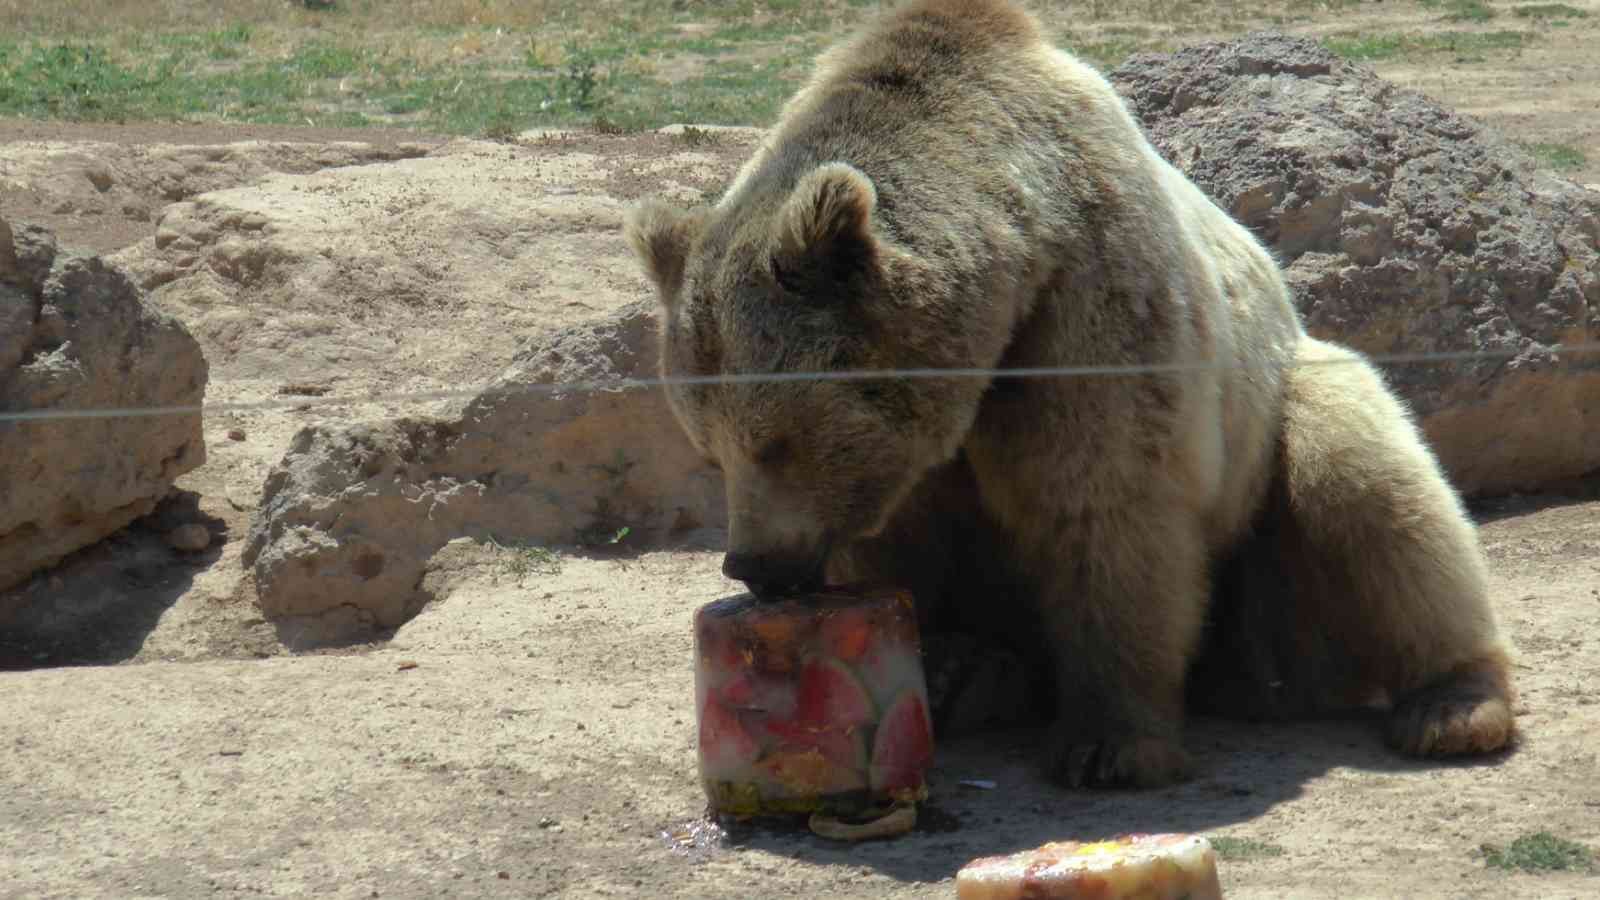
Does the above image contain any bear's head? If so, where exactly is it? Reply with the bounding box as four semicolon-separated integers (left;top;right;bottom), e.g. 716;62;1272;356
624;162;983;596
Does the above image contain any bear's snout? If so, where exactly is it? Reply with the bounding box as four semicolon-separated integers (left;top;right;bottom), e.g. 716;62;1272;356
722;550;826;598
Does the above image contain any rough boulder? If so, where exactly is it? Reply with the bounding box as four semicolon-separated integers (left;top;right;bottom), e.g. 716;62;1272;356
1109;33;1600;494
240;299;723;645
1;218;208;599
210;128;758;644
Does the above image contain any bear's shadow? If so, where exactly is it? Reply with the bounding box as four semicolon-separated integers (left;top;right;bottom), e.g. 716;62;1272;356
703;712;1516;885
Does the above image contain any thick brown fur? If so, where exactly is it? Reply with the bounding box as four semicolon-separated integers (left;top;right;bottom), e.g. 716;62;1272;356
623;0;1518;788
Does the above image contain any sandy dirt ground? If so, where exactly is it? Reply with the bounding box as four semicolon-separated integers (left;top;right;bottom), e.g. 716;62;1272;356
3;19;1600;900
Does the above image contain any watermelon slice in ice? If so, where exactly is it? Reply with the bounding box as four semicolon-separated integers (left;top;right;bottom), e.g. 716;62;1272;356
794;656;875;729
698;694;760;774
869;689;935;799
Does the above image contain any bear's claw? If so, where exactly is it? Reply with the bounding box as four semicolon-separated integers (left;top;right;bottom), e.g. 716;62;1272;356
1045;731;1194;789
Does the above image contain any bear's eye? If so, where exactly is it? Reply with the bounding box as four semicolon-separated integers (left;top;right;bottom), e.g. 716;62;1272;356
752;436;793;466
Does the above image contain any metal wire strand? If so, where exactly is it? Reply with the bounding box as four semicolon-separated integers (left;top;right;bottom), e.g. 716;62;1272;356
1;341;1595;425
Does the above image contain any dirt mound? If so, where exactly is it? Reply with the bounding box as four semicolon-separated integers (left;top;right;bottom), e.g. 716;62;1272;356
0;134;437;255
1110;33;1600;495
0;219;207;600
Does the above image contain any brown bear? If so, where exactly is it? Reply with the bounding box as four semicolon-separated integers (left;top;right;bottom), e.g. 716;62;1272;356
624;0;1517;789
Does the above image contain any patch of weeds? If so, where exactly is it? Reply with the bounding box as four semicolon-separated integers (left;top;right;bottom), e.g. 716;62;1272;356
481;116;522;143
1064;37;1147;70
1421;0;1497;22
0;43;149;120
591;115;635;136
287;43;366;79
487;535;563;583
209;25;255;60
709;18;820;44
1520;141;1588;171
577;516;635;549
556;46;605;113
1323;33;1407;60
622;55;799;128
1512;2;1587;18
1323;30;1532;61
1210;836;1288;861
675;125;722;147
1480;832;1594;873
155;26;254;61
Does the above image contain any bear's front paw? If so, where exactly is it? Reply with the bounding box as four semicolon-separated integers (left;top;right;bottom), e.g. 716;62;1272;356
1044;729;1193;789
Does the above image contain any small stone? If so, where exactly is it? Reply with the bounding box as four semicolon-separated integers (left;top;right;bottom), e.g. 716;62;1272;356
226;428;247;441
168;523;211;553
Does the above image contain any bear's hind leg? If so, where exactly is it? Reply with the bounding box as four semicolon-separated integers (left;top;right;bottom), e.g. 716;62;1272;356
1269;335;1517;758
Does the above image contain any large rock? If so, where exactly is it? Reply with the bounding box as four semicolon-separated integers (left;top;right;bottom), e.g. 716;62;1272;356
200;129;758;644
1108;33;1600;495
0;219;208;598
240;299;723;645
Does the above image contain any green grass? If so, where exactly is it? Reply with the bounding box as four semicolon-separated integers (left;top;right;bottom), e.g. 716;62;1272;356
0;30;810;133
1421;0;1498;22
0;1;1583;137
1480;832;1594;873
1521;141;1588;171
1324;29;1533;61
1210;836;1288;861
1513;3;1589;19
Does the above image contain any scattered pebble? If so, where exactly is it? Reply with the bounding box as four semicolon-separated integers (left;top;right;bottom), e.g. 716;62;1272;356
226;428;247;441
168;523;211;553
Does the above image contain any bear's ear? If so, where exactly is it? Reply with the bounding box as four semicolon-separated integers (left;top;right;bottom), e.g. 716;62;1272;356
623;199;707;307
772;163;879;289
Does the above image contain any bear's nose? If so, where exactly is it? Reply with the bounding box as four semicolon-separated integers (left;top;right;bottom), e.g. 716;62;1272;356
722;551;823;597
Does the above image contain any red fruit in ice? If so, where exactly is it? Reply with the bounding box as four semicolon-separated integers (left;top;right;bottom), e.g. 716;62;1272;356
720;673;798;722
719;672;756;707
762;718;869;771
819;608;874;662
698;695;760;773
869;689;934;795
794;657;875;729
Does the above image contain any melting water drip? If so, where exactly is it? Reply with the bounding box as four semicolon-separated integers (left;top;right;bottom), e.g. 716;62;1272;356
659;815;730;860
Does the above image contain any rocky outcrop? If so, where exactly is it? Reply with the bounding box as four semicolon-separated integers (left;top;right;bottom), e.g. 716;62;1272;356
193;130;760;644
1109;33;1600;494
240;300;722;645
0;220;208;597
